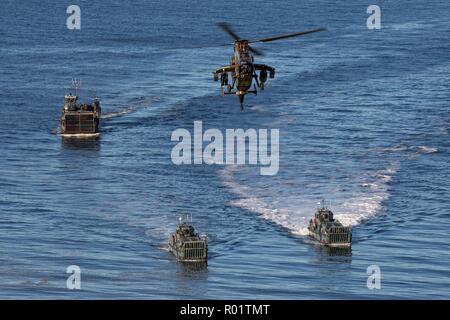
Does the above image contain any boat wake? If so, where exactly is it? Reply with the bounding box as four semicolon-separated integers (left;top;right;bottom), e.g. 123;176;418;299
218;161;400;236
374;144;438;155
102;106;138;119
101;96;160;119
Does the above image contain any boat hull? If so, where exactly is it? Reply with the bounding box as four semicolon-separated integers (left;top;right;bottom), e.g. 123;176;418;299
168;240;208;263
308;229;352;248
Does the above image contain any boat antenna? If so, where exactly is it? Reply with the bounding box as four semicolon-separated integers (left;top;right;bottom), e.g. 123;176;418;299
71;78;81;97
318;198;328;209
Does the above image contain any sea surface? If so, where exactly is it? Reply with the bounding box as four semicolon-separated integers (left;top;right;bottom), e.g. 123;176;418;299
0;0;449;299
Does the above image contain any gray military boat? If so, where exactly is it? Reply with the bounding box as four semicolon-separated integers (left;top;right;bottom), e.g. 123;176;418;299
169;217;208;263
60;80;101;137
308;200;352;247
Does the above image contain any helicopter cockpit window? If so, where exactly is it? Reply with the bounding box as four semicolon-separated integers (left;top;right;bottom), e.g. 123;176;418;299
238;42;247;51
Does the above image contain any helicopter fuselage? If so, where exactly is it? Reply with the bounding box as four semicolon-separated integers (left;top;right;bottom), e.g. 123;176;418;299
232;40;254;93
213;40;275;110
212;23;325;111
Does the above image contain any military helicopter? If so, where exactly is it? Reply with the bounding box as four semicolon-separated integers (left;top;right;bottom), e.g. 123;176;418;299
213;23;326;110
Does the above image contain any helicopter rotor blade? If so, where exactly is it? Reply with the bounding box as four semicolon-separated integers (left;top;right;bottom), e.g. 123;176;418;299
249;28;326;43
216;22;241;41
249;45;264;56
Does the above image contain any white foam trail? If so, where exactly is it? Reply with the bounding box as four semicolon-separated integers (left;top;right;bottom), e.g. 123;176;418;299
101;106;137;119
101;96;159;119
219;161;399;236
375;145;409;153
219;166;316;236
374;144;438;155
328;162;399;227
388;22;426;31
414;146;438;154
248;105;266;112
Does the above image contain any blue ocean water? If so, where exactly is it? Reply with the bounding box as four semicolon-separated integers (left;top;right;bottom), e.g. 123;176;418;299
0;0;449;299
